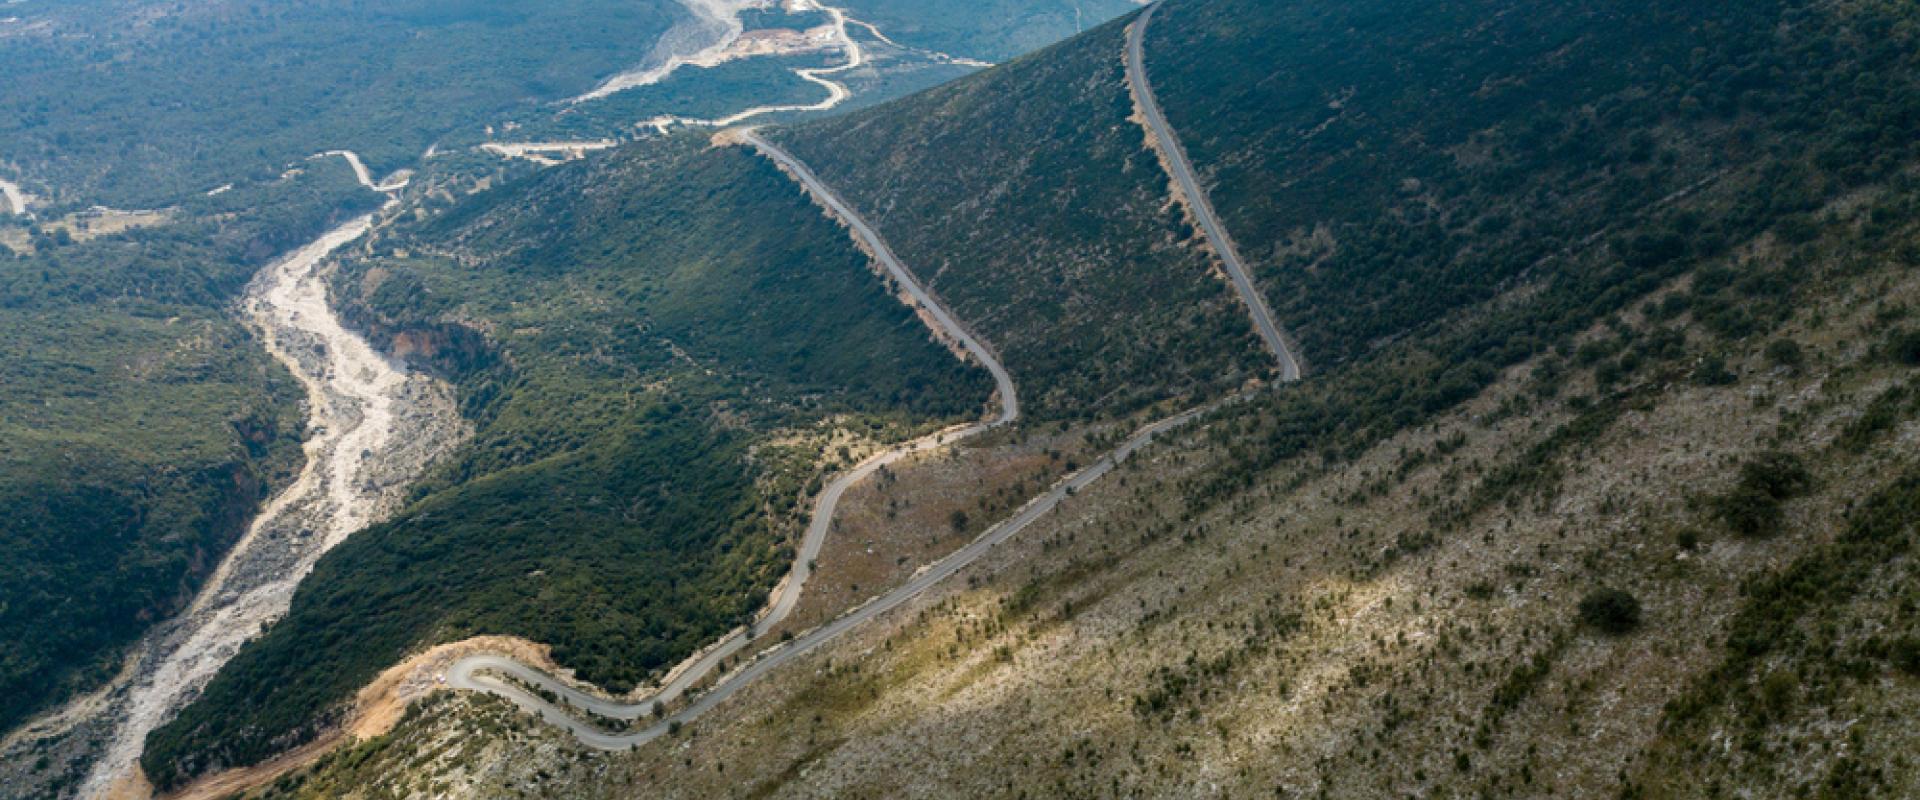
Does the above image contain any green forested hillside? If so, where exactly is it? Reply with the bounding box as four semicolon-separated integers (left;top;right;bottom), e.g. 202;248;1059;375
214;0;1920;797
0;162;377;735
141;135;991;788
1143;0;1882;368
1141;0;1920;497
772;15;1271;418
112;0;1920;794
0;0;677;206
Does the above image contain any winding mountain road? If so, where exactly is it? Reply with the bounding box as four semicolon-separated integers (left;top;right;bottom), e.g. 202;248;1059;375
442;129;1022;744
444;10;1310;751
1126;2;1301;380
443;130;1233;748
448;399;1206;748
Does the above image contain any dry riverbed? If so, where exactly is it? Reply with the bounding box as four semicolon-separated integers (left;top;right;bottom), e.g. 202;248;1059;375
0;187;466;799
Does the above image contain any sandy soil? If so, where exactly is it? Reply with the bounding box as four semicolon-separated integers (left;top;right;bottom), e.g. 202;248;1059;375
480;140;619;165
571;0;753;103
1;177;31;215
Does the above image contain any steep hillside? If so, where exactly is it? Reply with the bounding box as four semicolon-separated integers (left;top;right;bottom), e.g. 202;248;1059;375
485;199;1919;798
1140;0;1914;373
139;134;993;790
3;3;1229;796
235;0;1920;797
278;204;1920;798
770;16;1272;417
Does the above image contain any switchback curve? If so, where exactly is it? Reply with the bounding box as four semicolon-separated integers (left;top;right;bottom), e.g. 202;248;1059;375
440;128;1020;746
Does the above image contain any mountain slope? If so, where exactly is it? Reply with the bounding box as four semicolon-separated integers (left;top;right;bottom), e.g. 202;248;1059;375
139;134;993;790
232;0;1920;797
769;15;1272;417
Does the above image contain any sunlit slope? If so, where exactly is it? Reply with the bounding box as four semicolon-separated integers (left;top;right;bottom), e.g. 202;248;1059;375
251;0;1920;796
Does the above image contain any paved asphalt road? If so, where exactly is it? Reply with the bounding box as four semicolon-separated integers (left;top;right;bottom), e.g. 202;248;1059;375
445;130;1024;747
448;400;1213;749
1127;2;1303;380
443;21;1301;744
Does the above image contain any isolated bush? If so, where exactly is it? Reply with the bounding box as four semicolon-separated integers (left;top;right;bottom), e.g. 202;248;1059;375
1693;353;1738;386
1676;528;1701;551
1714;451;1812;537
1759;669;1797;716
1885;328;1920;367
1892;636;1920;676
1765;338;1805;371
1741;451;1813;498
1578;588;1643;634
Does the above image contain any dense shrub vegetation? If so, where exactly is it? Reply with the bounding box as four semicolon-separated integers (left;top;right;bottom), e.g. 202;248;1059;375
773;15;1271;419
0;0;678;206
141;136;991;787
1147;0;1781;367
107;0;1920;788
0;163;377;734
1149;0;1920;511
1577;589;1642;635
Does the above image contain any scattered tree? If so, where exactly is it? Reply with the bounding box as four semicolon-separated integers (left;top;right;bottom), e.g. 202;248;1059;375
1578;588;1642;635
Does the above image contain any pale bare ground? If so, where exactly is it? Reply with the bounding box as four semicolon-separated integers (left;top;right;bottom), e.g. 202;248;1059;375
479;140;619;165
773;435;1068;633
0;177;30;215
0;206;171;253
130;635;554;800
743;420;1114;660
